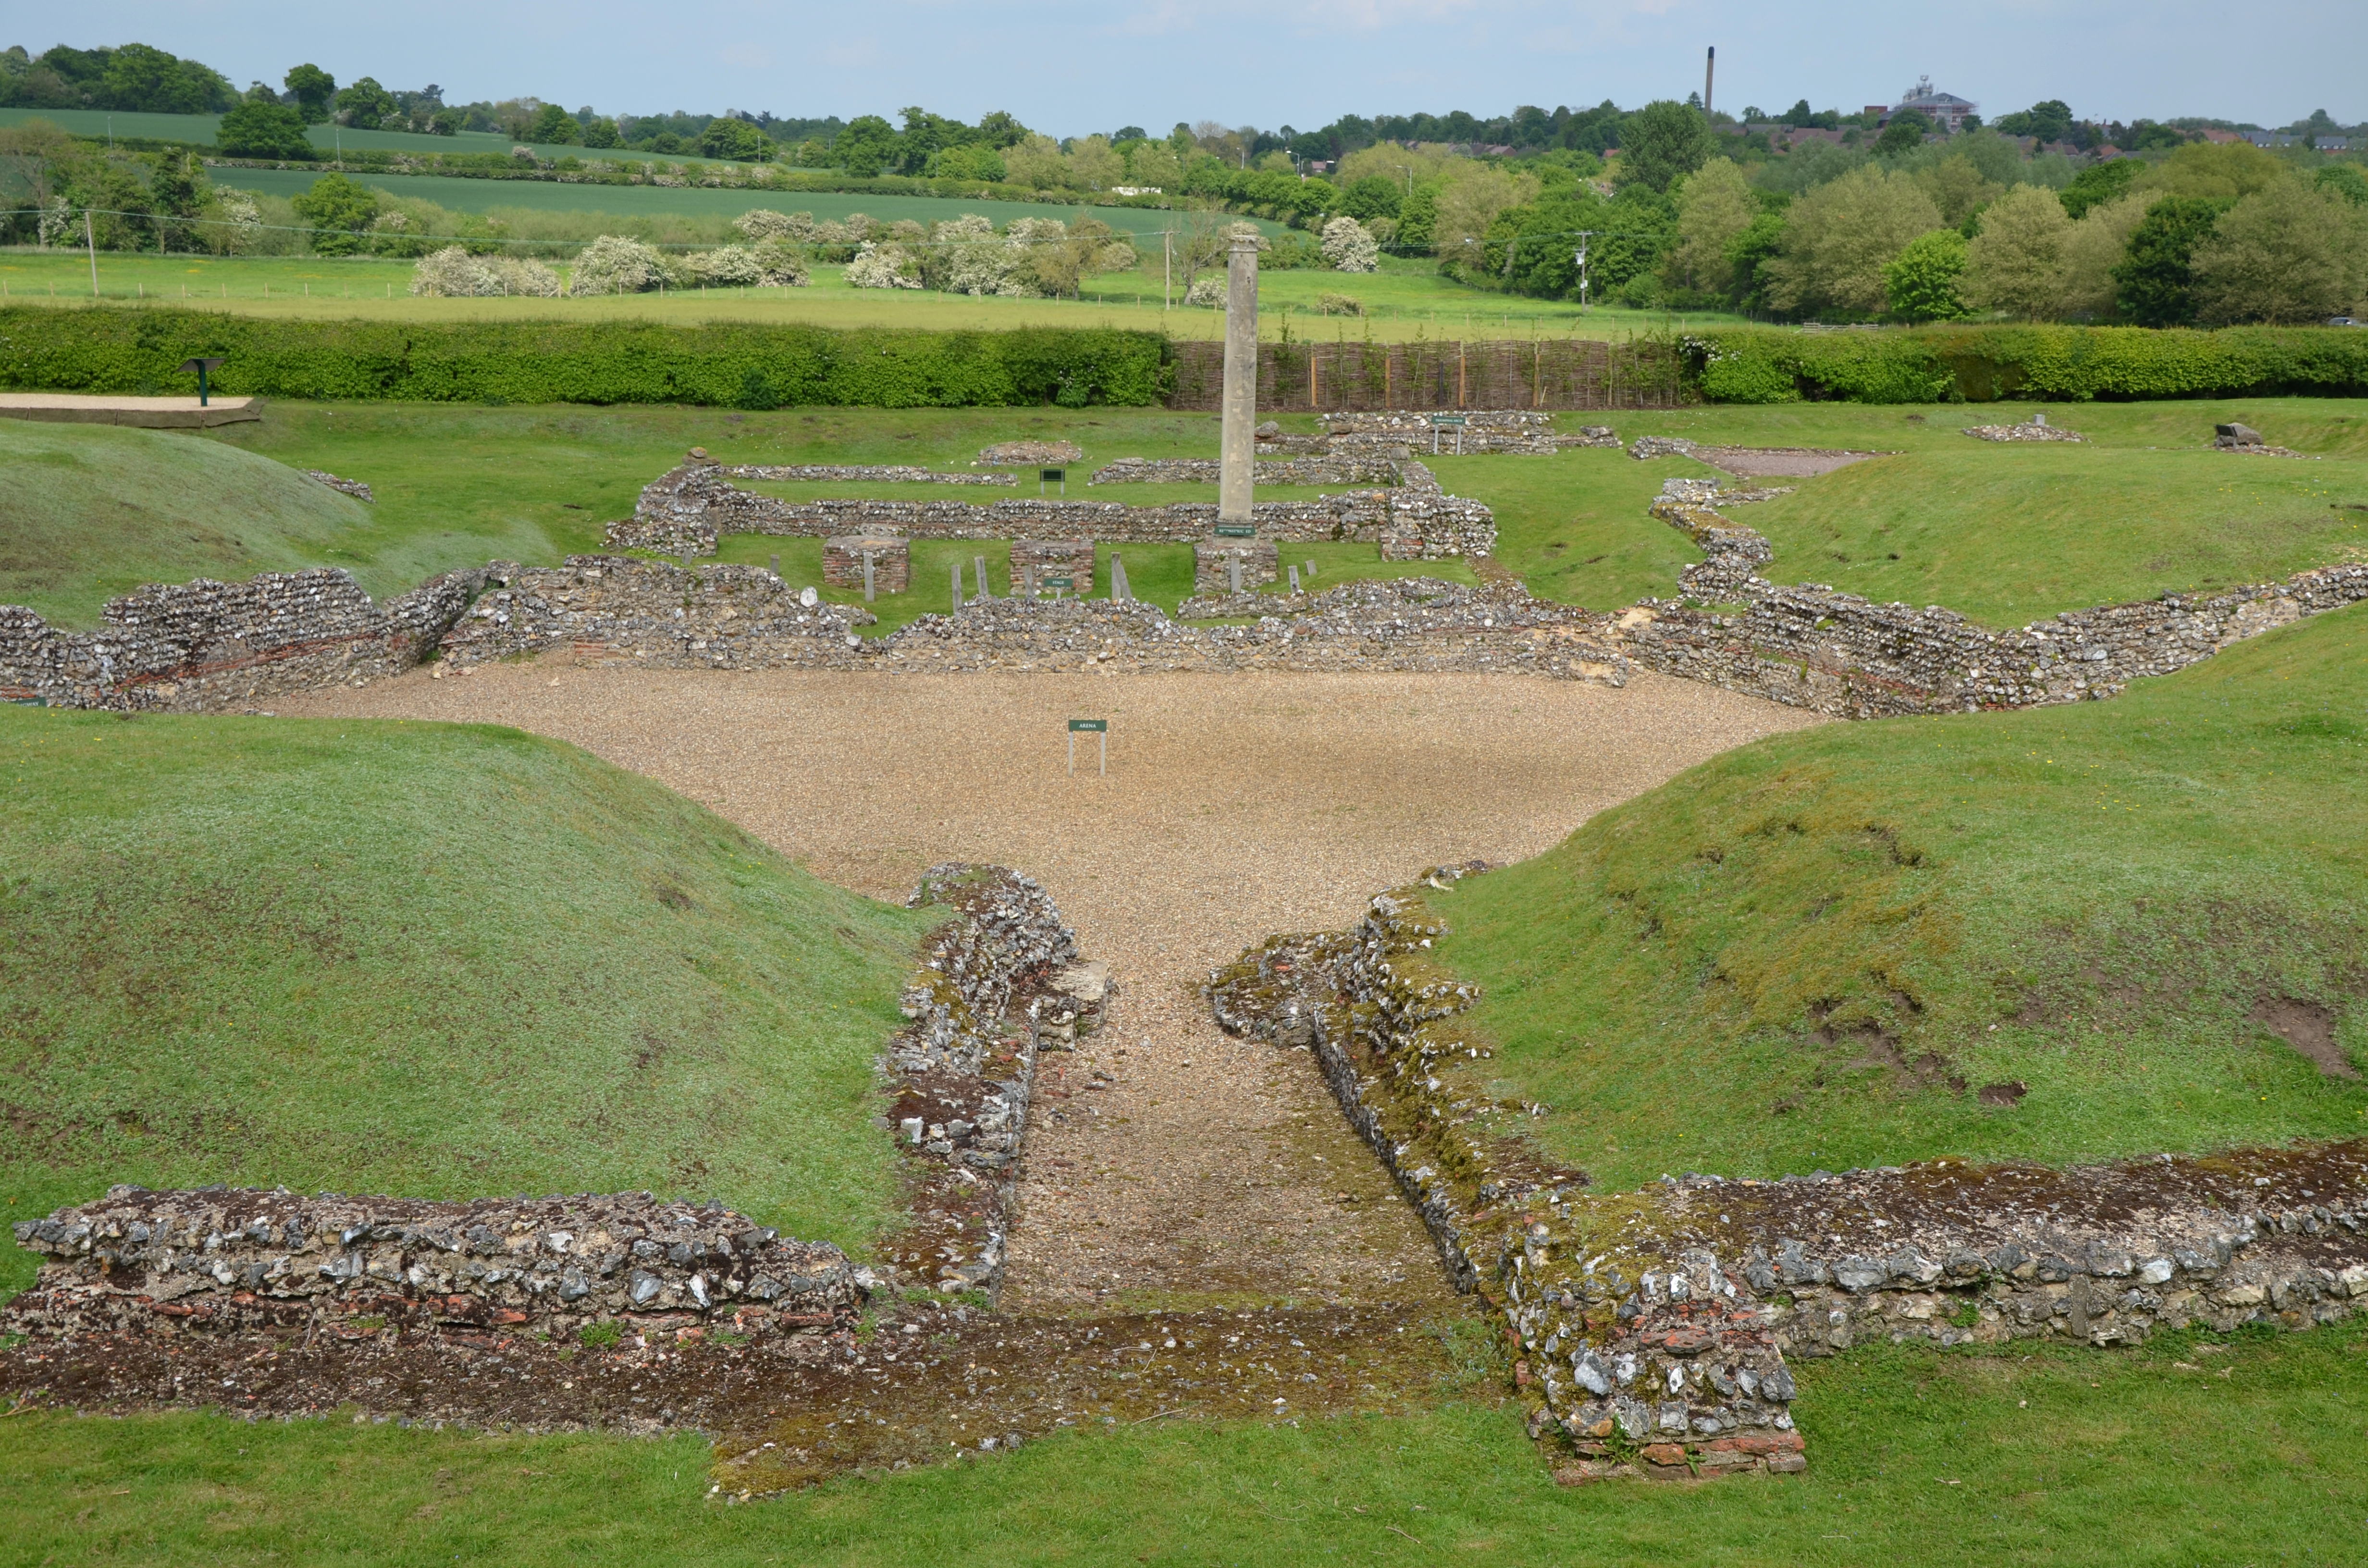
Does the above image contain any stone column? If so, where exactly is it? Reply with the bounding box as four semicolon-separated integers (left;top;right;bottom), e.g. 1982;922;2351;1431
1218;234;1259;525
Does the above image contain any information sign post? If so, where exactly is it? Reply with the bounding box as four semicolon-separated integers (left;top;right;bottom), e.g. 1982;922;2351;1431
1068;718;1108;776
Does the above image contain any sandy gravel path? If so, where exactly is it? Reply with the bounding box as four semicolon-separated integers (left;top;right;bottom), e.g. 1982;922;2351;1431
287;664;1821;1316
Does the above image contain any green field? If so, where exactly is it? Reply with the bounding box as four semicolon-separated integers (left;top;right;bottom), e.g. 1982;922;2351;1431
1419;602;2368;1192
0;248;1696;340
0;708;934;1296
5;1318;2363;1565
0;105;721;166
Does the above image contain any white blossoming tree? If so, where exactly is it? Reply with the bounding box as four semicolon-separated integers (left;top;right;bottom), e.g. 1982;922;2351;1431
411;246;495;297
568;234;672;295
845;243;923;289
681;245;764;286
1321;215;1380;272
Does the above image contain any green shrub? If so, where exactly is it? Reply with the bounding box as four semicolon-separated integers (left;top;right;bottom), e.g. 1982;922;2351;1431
1689;323;2368;404
578;1321;623;1348
0;308;1171;409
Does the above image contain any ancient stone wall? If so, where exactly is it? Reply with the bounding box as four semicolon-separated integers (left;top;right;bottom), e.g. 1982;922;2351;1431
1088;455;1402;487
0;567;479;712
1008;539;1095;597
1324;408;1561;455
883;864;1106;1301
608;462;1481;560
439;558;874;670
1207;873;2368;1485
5;1189;861;1354
720;464;1014;485
1624;479;2368;719
824;535;911;594
1194;538;1279;593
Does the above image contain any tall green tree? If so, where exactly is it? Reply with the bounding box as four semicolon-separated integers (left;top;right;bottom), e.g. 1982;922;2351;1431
1874;109;1934;159
1883;229;1971;320
215;100;312;159
2191;182;2365;324
334;77;396;131
833;115;899;177
1615;100;1712;193
291;171;379;255
2111;196;2229;326
699;117;768;160
283;63;335;122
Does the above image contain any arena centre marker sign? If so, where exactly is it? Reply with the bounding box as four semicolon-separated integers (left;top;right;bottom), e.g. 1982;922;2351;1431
1068;718;1108;775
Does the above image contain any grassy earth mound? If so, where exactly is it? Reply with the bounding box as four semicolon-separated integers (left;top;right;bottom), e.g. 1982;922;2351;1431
0;419;388;628
1424;603;2368;1191
0;709;933;1294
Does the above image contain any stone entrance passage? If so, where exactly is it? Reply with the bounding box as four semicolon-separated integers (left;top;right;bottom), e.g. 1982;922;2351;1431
823;534;909;594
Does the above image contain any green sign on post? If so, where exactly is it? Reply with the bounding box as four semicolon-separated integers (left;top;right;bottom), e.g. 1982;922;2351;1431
1068;718;1107;776
1213;524;1257;539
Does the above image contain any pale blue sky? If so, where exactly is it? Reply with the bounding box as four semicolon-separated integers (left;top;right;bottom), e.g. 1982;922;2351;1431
31;0;2363;134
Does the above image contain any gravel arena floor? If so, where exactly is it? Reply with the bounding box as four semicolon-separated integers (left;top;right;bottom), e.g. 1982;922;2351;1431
280;664;1822;1470
291;663;1820;1313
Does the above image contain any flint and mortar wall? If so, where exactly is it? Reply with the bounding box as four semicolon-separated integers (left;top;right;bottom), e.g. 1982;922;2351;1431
1089;456;1402;486
0;567;479;711
885;864;1105;1299
610;461;1490;562
1206;876;2368;1484
6;1190;860;1352
1624;479;2368;720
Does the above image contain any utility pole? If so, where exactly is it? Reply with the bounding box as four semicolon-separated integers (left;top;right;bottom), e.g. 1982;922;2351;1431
1573;233;1595;314
85;208;99;297
1704;47;1715;118
1163;228;1172;310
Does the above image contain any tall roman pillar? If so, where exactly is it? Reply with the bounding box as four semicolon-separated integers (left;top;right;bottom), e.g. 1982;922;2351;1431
1218;234;1259;525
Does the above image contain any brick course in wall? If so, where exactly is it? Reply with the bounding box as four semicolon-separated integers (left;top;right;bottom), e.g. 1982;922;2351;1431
823;535;911;594
1008;539;1095;597
0;567;479;711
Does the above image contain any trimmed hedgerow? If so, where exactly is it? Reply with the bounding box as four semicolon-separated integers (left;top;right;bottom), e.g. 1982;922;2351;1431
1688;324;2368;404
0;307;1169;409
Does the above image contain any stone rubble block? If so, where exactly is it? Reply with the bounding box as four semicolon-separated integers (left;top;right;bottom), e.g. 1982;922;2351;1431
1324;409;1562;455
5;1189;860;1351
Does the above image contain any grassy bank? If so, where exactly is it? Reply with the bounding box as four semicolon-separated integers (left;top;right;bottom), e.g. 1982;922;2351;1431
1443;401;2368;620
0;418;395;627
4;1317;2361;1564
1422;603;2368;1191
0;708;934;1295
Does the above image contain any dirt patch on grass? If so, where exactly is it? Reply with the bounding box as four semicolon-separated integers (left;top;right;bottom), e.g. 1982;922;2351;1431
1694;448;1890;479
2253;996;2358;1078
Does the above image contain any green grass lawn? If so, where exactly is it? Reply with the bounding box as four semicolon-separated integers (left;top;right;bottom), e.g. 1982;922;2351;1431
5;1318;2361;1565
1436;446;1723;610
1736;446;2368;626
0;708;934;1296
1423;601;2368;1192
1444;401;2368;622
